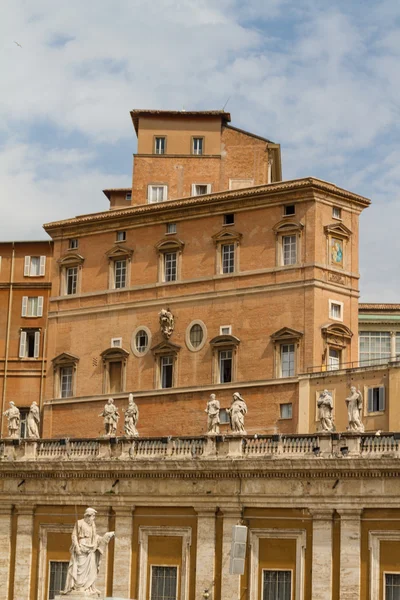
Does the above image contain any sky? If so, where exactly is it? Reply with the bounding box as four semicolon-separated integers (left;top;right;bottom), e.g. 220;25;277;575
1;0;400;301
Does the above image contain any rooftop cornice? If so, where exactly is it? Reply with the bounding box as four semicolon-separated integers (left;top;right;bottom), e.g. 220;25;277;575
130;109;231;135
43;177;371;235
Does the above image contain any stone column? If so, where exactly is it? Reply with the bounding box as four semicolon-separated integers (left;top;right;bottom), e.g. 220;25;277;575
13;505;35;600
390;331;396;360
338;509;362;600
220;511;241;600
112;506;134;599
95;510;110;596
0;504;13;596
310;509;334;600
195;509;216;599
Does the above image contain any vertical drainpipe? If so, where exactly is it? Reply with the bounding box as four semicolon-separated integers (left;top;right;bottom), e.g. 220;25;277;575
1;242;15;435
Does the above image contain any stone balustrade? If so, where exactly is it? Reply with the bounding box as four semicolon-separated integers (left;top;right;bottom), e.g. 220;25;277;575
0;432;399;461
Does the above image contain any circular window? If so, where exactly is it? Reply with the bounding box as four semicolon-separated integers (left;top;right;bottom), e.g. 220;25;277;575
131;326;152;357
185;320;207;352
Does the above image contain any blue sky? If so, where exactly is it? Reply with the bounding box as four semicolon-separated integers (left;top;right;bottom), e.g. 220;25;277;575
1;0;400;300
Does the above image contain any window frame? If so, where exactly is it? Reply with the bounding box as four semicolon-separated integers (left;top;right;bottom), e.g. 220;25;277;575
48;560;69;600
191;136;204;155
327;347;341;371
68;238;78;250
113;258;128;289
155;239;184;284
149;564;179;600
280;343;296;378
223;213;235;226
191;183;211;196
160;355;174;389
131;326;152;357
19;408;29;439
52;353;79;399
116;230;127;242
60;365;74;398
221;243;235;274
24;255;46;277
332;206;342;220
209;334;240;385
166;223;177;235
365;385;385;415
106;245;133;290
19;329;41;359
280;403;293;420
185;320;207;352
384;572;400;600
329;299;344;322
359;331;391;366
21;295;44;318
148;184;168;204
151;341;181;389
58;253;84;296
100;347;129;394
273;220;303;269
282;234;297;266
111;337;122;348
154;136;166;155
271;328;303;379
262;568;293;600
164;251;178;283
283;204;296;217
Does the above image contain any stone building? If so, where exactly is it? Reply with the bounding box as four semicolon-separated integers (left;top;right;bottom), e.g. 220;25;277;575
2;110;400;600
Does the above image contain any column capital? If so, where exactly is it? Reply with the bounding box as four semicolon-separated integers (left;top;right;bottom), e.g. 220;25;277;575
194;506;217;518
309;508;334;520
337;508;363;520
0;504;13;516
113;506;135;517
15;505;35;516
221;508;242;519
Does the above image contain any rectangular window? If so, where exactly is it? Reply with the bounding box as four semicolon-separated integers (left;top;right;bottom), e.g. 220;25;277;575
282;235;297;266
192;137;204;155
69;238;78;249
221;244;235;274
126;192;132;201
24;255;46;276
262;570;292;600
154;137;166;155
219;408;230;424
223;213;235;225
385;573;400;600
148;185;167;203
109;361;123;394
66;267;78;295
284;204;295;216
22;296;44;317
111;337;122;347
166;223;177;235
329;301;343;321
360;331;391;366
150;565;178;600
160;356;174;388
60;366;73;398
220;325;232;335
20;408;29;439
367;386;385;413
333;206;342;219
48;561;69;600
280;403;293;419
164;252;177;282
116;231;126;242
328;348;341;371
19;330;40;359
281;344;295;377
114;259;127;289
192;183;211;196
219;350;233;383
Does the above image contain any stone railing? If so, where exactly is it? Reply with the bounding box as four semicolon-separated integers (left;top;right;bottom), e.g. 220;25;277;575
1;433;400;462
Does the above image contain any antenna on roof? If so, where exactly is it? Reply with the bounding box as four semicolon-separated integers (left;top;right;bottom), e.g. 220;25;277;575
222;96;231;111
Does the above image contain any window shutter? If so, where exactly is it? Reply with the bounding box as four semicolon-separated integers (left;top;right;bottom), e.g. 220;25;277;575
39;256;46;276
191;184;196;196
21;296;28;317
368;388;373;413
34;331;40;358
37;296;44;317
379;387;385;412
206;184;212;194
24;256;30;276
19;331;27;358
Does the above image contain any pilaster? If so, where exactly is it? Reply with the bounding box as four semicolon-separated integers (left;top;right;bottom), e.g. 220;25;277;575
338;508;362;600
310;509;334;600
112;506;134;599
95;510;110;596
0;504;13;596
220;510;241;600
195;508;216;600
13;505;35;600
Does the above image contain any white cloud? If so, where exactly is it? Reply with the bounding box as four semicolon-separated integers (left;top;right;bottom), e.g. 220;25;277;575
1;0;400;299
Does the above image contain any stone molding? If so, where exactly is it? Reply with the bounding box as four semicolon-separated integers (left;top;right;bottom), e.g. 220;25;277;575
249;528;306;600
138;526;192;600
37;523;73;600
368;530;400;600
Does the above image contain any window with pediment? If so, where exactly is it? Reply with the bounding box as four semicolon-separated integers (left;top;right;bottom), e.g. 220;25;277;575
52;352;79;398
151;341;181;388
212;230;242;275
209;333;240;384
272;220;304;268
100;346;129;394
270;327;303;378
324;223;352;270
57;254;84;296
321;322;353;371
105;244;133;290
155;239;185;284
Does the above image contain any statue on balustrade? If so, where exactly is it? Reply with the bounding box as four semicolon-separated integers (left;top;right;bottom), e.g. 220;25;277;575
99;398;119;437
228;392;247;434
27;401;40;439
205;393;220;435
62;507;114;597
159;307;175;339
317;389;335;432
124;393;139;437
3;401;20;438
345;386;365;433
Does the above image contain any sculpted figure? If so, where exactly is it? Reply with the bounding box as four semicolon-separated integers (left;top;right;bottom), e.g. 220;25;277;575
3;401;20;438
124;393;139;437
159;307;174;339
205;393;220;435
346;386;365;432
228;392;247;434
62;507;114;596
27;401;40;439
99;398;119;437
317;389;334;432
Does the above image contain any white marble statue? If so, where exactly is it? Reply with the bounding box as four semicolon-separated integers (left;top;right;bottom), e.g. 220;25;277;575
346;386;365;432
159;307;174;339
3;401;20;438
205;393;220;435
27;401;40;439
228;392;247;434
124;393;139;437
99;398;119;437
317;389;335;432
62;507;114;597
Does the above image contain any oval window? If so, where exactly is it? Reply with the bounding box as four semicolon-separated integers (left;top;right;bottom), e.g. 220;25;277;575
189;324;203;348
135;329;149;354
